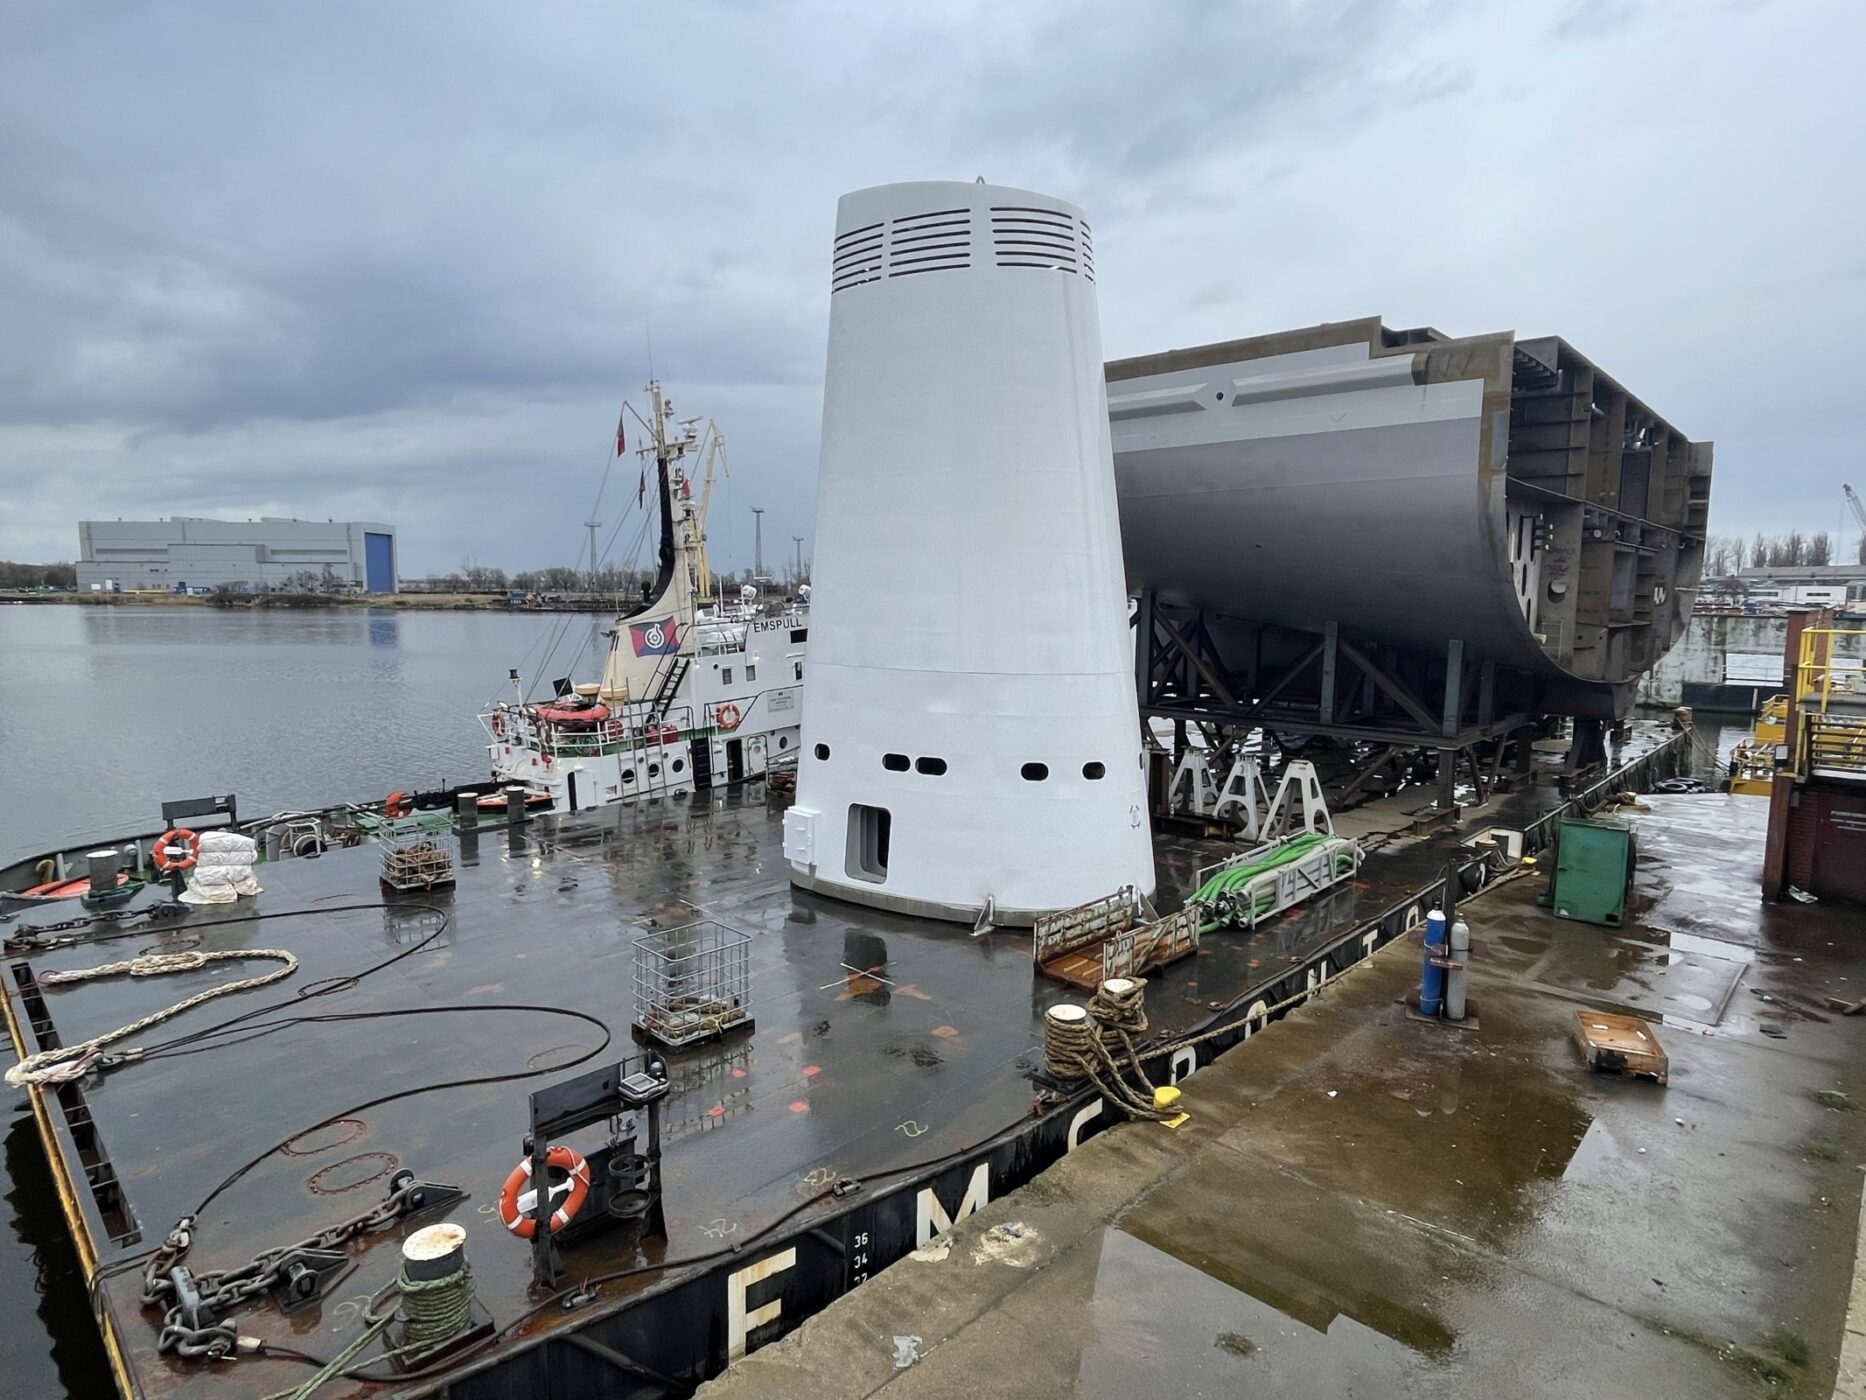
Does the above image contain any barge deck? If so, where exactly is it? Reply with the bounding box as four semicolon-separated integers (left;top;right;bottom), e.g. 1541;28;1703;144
0;730;1687;1399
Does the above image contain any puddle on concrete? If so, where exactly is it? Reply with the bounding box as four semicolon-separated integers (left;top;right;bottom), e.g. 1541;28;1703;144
1530;926;1745;1028
1069;1227;1425;1398
1664;929;1756;965
1560;1118;1626;1183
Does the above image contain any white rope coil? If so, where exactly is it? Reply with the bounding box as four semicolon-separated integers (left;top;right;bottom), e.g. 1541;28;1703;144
6;949;298;1086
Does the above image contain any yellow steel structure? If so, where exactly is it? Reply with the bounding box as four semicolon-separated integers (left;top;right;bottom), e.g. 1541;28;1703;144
1793;627;1866;779
1753;694;1788;746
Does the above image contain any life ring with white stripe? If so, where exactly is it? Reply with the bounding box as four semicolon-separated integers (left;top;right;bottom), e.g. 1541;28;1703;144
497;1144;591;1238
152;829;200;873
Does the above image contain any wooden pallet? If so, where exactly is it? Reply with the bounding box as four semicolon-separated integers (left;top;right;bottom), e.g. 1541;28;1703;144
1573;1010;1668;1084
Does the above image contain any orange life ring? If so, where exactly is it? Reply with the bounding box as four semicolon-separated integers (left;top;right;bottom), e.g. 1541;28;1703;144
497;1145;591;1238
152;829;201;873
384;790;412;818
491;710;506;738
716;702;742;731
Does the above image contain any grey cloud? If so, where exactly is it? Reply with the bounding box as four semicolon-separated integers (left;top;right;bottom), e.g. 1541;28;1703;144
0;0;1861;574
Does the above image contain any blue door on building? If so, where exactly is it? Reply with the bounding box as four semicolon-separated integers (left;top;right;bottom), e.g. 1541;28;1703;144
364;533;394;593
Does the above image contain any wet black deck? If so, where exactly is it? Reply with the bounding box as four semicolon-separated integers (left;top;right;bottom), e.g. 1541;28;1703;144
0;727;1687;1399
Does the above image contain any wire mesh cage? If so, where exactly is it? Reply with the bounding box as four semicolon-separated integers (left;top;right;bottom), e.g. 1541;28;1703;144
633;920;754;1048
378;815;457;892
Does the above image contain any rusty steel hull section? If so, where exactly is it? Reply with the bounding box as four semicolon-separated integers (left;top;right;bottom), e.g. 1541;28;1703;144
1108;319;1713;715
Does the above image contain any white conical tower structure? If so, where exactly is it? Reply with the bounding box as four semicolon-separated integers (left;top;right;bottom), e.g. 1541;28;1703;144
784;180;1154;925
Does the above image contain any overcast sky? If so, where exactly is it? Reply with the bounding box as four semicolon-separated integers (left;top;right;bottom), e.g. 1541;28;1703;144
1;0;1861;576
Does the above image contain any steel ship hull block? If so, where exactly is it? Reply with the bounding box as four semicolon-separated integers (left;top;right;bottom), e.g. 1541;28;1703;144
1108;318;1713;717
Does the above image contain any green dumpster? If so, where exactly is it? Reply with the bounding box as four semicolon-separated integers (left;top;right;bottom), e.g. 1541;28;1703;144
1552;817;1636;926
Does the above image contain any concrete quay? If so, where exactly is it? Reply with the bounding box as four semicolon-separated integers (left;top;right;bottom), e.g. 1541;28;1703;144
706;795;1866;1399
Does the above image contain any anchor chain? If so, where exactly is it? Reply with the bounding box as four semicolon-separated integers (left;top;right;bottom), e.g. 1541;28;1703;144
1;901;183;953
141;1171;463;1360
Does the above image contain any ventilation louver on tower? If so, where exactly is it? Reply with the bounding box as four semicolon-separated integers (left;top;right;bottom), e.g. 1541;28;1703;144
830;203;1095;292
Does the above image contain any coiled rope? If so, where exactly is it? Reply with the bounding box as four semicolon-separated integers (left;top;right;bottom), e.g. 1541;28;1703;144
1042;979;1175;1120
6;949;298;1086
398;1260;477;1348
266;1261;478;1400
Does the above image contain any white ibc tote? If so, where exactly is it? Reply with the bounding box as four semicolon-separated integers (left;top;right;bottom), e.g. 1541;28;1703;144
786;180;1154;925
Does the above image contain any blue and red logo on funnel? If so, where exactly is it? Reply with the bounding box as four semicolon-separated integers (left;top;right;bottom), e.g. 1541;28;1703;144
629;617;681;656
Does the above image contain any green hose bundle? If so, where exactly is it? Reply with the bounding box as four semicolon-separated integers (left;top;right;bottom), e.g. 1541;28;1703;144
1194;832;1339;931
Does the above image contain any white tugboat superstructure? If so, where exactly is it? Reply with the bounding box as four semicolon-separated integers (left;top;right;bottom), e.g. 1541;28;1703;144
482;383;807;811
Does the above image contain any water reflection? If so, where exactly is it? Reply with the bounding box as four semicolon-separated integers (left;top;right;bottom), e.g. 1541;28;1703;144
842;931;891;1007
367;611;398;647
1069;1227;1426;1397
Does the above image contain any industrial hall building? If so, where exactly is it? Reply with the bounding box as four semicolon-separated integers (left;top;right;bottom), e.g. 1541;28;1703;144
76;517;399;593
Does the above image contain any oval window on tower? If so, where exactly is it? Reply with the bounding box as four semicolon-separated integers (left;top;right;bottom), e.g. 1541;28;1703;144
1021;762;1049;782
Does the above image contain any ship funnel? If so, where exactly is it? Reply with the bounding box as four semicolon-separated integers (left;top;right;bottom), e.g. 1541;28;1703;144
784;180;1154;924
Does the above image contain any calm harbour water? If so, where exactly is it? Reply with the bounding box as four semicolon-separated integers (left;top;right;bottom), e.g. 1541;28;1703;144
0;603;596;1397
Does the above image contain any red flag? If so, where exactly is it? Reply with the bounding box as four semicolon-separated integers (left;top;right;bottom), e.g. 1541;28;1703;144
615;409;627;457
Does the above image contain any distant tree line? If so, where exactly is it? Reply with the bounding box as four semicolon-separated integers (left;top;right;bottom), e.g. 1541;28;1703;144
1703;530;1861;576
415;554;809;597
0;560;77;588
414;556;658;595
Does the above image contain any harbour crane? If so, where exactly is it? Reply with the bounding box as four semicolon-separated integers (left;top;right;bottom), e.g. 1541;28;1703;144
1847;484;1866;564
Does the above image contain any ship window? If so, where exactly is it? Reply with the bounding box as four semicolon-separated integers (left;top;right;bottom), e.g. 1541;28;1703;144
778;735;788;749
846;804;891;883
673;758;685;773
814;743;830;761
1083;762;1106;780
791;627;808;643
915;756;947;776
622;768;637;783
722;668;733;685
648;763;661;778
883;752;910;772
1021;762;1049;782
746;664;757;682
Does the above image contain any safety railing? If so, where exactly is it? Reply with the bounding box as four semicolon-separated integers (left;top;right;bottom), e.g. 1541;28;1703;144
1794;628;1866;780
483;702;696;760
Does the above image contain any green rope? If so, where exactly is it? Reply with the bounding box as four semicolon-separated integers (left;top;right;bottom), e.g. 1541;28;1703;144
399;1262;476;1348
264;1264;477;1400
266;1294;394;1400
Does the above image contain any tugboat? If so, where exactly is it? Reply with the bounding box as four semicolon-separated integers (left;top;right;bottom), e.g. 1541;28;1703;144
0;384;806;906
483;381;807;812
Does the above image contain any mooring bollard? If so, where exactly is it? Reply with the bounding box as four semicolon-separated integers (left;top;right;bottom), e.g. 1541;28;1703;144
86;849;119;899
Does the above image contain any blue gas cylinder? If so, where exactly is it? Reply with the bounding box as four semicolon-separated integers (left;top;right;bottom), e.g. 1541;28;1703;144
1419;909;1447;1017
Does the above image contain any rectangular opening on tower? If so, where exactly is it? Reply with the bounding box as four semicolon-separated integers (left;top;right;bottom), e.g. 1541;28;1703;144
845;804;891;884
